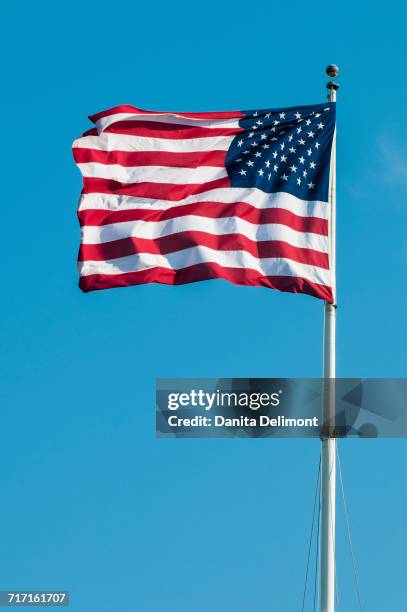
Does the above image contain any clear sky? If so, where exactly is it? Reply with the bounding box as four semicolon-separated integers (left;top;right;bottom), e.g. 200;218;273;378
2;0;407;610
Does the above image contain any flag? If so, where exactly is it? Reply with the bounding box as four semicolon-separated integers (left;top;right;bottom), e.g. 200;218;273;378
73;102;335;301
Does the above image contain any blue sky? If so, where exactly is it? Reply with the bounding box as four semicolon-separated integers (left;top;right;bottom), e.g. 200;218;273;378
2;0;407;610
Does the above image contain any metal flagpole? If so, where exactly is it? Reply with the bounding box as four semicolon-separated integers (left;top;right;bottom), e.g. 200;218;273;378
320;64;339;612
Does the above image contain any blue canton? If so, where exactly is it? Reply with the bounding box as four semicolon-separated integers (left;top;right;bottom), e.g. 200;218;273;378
226;102;336;202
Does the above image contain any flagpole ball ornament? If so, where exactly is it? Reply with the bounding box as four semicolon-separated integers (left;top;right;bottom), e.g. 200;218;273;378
326;64;340;92
326;64;339;78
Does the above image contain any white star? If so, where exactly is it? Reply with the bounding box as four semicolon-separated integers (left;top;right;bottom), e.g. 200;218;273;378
265;112;271;119
298;138;306;145
315;142;321;149
310;161;316;169
308;131;315;138
252;125;258;130
297;127;302;134
236;158;242;162
281;154;287;162
290;164;297;173
297;177;301;185
299;156;305;164
273;120;280;126
258;169;264;177
265;160;271;168
307;148;312;156
288;135;293;142
308;181;315;190
273;164;278;172
281;174;289;181
305;119;311;126
270;126;276;133
262;144;270;149
303;170;308;178
248;131;254;138
315;113;321;118
239;169;247;176
251;141;258;147
237;139;244;147
268;172;272;180
256;119;263;126
260;134;267;140
272;151;278;159
279;112;286;119
289;147;296;153
254;151;262;158
271;137;277;141
294;112;302;119
246;160;254;167
280;143;285;150
253;112;259;117
243;150;250;155
317;122;324;129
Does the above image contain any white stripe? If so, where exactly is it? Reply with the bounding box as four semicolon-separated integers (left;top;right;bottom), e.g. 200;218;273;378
73;134;233;153
78;247;331;287
77;162;228;185
81;216;328;253
78;189;328;219
95;112;241;133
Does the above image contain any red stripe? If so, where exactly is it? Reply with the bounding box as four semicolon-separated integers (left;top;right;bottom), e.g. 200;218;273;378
82;177;231;201
79;233;329;268
90;105;245;123
80;127;98;137
73;148;226;168
78;203;327;235
79;263;333;302
103;120;241;139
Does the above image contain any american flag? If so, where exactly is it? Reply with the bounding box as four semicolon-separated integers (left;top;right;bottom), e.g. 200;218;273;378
73;102;335;301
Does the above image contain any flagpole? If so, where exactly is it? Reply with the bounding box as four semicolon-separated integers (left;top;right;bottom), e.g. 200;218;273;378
320;64;339;612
